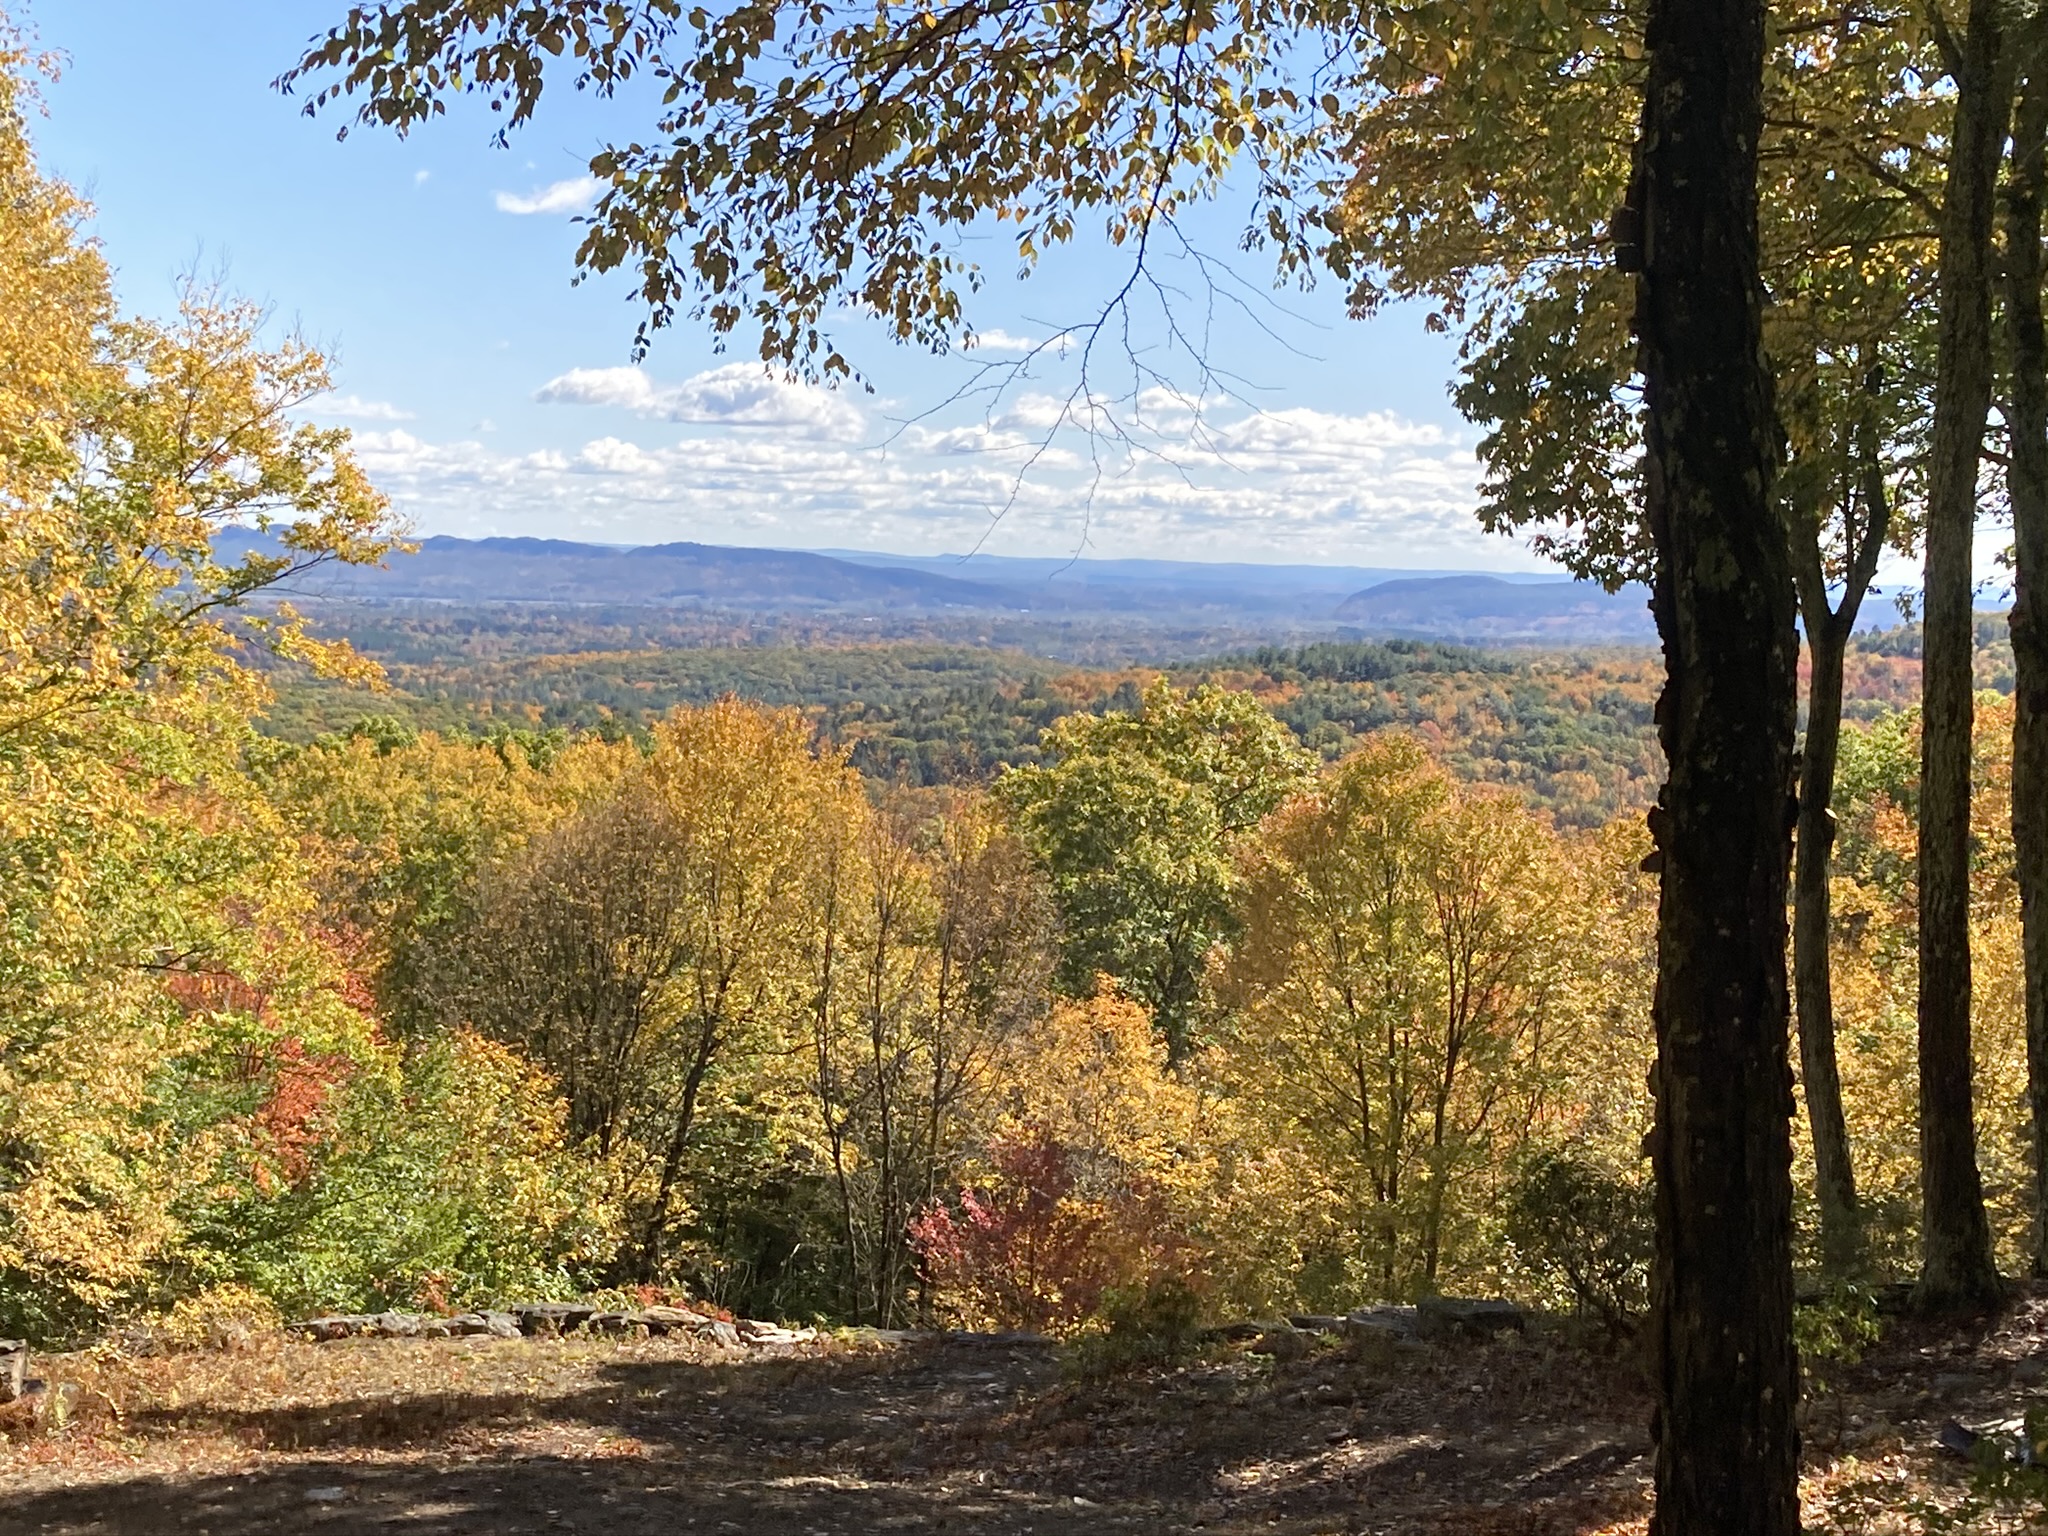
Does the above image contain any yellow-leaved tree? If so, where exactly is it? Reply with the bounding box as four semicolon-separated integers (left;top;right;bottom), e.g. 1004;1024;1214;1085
1825;695;2035;1275
0;37;599;1336
1210;734;1577;1302
437;701;860;1279
800;793;1057;1325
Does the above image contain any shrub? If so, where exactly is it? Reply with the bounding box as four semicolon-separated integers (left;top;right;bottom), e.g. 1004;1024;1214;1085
1505;1150;1652;1330
1067;1275;1208;1376
201;1030;625;1317
912;1126;1195;1333
134;1284;282;1354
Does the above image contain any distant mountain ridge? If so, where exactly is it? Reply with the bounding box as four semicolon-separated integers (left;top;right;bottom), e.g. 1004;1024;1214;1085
240;531;1027;612
220;528;1671;642
1335;574;1658;643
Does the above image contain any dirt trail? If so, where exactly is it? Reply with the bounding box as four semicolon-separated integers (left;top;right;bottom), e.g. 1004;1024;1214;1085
19;1300;2048;1536
0;1329;1652;1535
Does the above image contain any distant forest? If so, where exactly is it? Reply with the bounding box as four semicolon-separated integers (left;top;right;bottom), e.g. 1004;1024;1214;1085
258;604;2008;829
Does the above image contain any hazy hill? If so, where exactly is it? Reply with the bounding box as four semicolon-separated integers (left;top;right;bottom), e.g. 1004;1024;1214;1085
1335;574;1659;642
822;549;1562;617
231;529;1675;642
248;532;1028;611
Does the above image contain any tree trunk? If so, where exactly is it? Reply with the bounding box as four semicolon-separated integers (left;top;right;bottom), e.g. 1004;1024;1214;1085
2003;28;2048;1279
639;1020;720;1278
1787;411;1890;1276
1629;0;1801;1526
1917;0;2010;1313
1794;597;1862;1273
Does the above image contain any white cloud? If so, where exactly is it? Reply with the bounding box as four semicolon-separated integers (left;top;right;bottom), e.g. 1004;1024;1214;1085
535;363;865;439
321;393;415;423
534;366;663;413
575;437;666;476
963;328;1040;354
413;169;431;186
343;392;1519;567
493;175;603;216
992;392;1101;434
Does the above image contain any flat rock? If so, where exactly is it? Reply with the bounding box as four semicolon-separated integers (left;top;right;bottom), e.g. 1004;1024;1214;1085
1342;1306;1419;1340
511;1302;596;1335
638;1305;713;1335
283;1302;817;1347
287;1316;373;1342
1415;1296;1525;1341
1289;1315;1346;1334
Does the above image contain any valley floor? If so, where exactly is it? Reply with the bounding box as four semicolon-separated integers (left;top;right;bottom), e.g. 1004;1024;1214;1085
3;1301;2045;1535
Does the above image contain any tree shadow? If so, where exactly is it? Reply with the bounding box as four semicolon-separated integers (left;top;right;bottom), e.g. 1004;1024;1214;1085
0;1451;1116;1535
0;1335;1651;1535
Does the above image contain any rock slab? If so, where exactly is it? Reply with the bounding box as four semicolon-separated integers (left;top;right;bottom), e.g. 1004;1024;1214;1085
281;1303;818;1349
1342;1306;1419;1341
1415;1296;1525;1341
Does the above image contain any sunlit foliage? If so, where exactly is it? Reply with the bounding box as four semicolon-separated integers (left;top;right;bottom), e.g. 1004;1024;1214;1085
995;678;1314;1059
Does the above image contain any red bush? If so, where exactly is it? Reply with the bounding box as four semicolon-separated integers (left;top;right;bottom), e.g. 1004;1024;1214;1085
911;1127;1193;1333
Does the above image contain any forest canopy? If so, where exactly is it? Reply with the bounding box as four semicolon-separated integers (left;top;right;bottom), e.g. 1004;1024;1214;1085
18;3;2048;1525
0;17;2025;1329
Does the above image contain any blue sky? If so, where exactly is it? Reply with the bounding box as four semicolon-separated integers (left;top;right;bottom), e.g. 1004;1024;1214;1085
28;0;1545;568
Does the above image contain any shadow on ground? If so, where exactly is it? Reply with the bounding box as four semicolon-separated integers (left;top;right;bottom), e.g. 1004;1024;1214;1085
0;1334;1653;1536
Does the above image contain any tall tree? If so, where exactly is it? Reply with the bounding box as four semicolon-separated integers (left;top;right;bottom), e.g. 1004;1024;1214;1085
1627;0;1802;1523
1317;0;1942;1271
0;35;414;1335
802;797;1054;1324
1214;734;1567;1299
1917;0;2010;1311
2002;14;2048;1279
1786;408;1890;1275
1765;60;1941;1265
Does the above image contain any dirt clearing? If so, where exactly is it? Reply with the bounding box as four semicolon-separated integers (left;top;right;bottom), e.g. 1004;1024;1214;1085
4;1305;2045;1535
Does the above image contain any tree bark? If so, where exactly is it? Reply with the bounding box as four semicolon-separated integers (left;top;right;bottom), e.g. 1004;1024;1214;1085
1794;593;1863;1273
1630;0;1801;1525
1790;422;1890;1277
1916;0;2010;1313
2003;26;2048;1279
